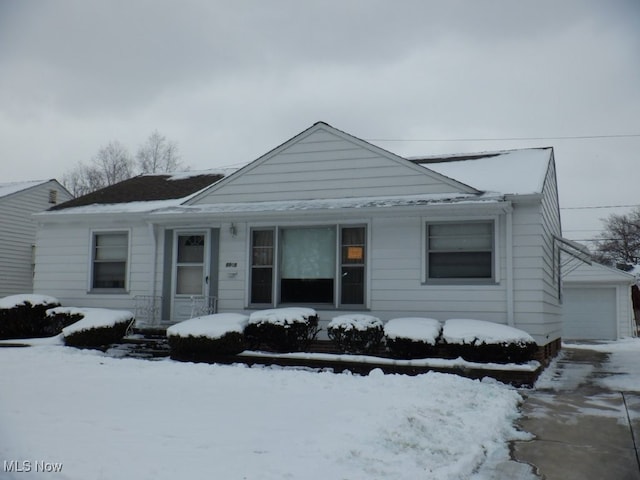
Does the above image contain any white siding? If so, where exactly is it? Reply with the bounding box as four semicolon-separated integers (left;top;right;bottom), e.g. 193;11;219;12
192;126;470;205
0;181;72;297
34;220;152;312
508;158;563;343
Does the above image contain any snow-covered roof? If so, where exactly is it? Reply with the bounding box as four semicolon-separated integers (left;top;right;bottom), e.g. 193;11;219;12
0;180;52;199
411;148;552;195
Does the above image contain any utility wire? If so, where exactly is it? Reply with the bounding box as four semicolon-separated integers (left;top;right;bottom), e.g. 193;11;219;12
561;204;640;210
366;133;640;142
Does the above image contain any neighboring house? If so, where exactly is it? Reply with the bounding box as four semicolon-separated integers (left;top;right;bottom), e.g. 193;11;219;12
33;122;586;358
0;179;72;297
563;261;636;340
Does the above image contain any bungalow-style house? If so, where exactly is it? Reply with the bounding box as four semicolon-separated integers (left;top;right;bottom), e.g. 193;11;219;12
0;179;72;297
33;122;587;358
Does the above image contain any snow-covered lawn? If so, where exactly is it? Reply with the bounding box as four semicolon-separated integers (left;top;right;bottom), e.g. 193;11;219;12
0;339;529;480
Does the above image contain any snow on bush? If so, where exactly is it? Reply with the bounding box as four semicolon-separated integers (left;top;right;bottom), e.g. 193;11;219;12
328;314;384;354
0;294;60;310
442;319;537;364
443;319;535;345
248;307;317;325
0;294;63;339
56;307;134;348
384;317;442;359
384;317;442;344
167;313;249;339
245;308;320;352
167;313;250;360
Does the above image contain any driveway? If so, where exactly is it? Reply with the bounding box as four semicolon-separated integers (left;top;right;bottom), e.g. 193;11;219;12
512;346;640;480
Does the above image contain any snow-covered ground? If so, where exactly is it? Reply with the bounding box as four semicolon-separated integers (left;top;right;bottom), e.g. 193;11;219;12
563;338;640;392
0;337;530;480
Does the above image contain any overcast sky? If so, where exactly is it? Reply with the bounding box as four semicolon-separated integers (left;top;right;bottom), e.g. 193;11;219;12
1;0;638;244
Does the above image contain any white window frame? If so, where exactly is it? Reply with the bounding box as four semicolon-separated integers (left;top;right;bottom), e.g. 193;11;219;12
421;217;499;285
247;223;369;309
89;229;131;293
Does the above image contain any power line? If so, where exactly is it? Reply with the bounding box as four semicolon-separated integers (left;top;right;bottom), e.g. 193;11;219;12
561;204;640;210
366;133;640;142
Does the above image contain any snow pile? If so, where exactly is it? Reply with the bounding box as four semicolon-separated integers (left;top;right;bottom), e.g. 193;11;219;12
249;307;317;325
384;317;442;344
0;345;530;479
167;313;249;340
328;314;383;331
0;294;60;310
443;319;535;345
53;307;134;336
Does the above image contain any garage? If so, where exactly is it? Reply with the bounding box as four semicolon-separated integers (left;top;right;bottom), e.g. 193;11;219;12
562;262;636;341
563;287;618;340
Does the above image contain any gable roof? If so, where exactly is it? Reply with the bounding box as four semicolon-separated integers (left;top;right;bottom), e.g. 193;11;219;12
50;171;227;212
0;180;59;200
410;147;554;196
186;122;479;205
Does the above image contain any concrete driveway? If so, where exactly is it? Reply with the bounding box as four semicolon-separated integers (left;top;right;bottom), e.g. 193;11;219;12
513;347;640;480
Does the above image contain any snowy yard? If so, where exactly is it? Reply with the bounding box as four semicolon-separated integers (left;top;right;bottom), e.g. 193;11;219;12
0;337;529;480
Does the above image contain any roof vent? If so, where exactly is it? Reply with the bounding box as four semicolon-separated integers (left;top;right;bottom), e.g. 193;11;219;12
48;189;58;204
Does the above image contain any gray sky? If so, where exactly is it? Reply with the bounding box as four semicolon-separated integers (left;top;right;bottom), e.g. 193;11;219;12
1;0;638;245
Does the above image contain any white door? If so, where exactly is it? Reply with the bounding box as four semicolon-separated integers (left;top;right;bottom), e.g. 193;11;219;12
171;231;209;323
563;287;617;340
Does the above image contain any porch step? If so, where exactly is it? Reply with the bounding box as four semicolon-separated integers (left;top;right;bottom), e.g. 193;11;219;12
108;332;170;360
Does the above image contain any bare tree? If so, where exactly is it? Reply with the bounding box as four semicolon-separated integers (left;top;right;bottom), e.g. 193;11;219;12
62;141;133;196
593;208;640;268
136;130;182;174
94;140;134;185
62;133;185;196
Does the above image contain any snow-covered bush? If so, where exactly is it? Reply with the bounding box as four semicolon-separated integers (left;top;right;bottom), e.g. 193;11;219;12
441;319;538;364
0;294;65;339
245;308;320;353
384;317;442;359
167;313;249;361
58;308;134;348
327;314;384;354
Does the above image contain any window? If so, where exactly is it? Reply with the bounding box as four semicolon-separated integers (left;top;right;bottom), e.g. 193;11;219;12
92;232;128;290
250;229;274;304
426;221;494;281
249;225;366;307
341;227;366;304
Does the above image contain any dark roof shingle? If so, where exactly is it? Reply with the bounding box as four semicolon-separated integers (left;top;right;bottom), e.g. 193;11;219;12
51;173;224;211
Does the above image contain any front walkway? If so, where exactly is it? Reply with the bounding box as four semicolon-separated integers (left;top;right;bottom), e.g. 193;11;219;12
512;347;640;479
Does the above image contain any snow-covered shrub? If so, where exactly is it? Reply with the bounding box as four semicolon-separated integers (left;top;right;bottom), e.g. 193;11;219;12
441;319;538;364
245;308;320;353
58;308;134;348
384;317;442;359
0;294;64;339
327;314;384;354
167;313;249;361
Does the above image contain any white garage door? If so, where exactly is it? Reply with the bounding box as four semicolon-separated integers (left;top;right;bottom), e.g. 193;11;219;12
563;287;617;340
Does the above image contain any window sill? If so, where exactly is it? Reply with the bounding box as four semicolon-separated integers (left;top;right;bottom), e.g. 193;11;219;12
88;289;129;295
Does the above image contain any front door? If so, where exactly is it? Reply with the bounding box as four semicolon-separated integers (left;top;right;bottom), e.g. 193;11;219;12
171;231;210;323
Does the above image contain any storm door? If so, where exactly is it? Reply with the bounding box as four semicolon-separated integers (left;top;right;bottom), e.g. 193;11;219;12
171;231;210;322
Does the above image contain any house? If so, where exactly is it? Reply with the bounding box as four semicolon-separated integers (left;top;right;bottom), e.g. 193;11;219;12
562;261;636;340
33;122;587;358
0;179;72;297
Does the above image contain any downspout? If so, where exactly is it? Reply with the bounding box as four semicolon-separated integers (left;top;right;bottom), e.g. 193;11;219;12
506;208;515;326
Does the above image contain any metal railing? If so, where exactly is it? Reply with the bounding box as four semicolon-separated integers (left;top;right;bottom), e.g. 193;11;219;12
134;295;163;327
